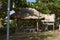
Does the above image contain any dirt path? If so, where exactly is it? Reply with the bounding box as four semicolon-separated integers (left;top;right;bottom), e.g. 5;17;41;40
54;36;60;40
47;30;60;40
53;32;60;40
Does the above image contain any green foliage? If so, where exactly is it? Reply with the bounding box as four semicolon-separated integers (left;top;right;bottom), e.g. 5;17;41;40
13;0;28;8
10;20;15;27
0;26;16;34
53;1;60;8
38;34;54;40
30;0;60;15
0;27;7;34
30;0;52;14
0;20;16;34
42;9;51;14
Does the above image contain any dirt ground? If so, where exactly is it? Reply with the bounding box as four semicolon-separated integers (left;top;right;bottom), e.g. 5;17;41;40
0;30;60;40
45;30;60;40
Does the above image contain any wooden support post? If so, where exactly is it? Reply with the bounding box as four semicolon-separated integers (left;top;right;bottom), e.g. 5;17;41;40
53;23;54;31
59;25;60;30
46;24;48;31
37;21;39;32
15;18;18;32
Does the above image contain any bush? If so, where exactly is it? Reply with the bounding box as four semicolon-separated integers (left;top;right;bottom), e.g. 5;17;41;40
0;26;16;35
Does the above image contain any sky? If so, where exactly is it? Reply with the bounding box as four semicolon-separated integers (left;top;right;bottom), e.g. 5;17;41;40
27;0;35;2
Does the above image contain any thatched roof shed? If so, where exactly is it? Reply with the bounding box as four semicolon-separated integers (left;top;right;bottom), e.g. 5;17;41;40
10;8;45;32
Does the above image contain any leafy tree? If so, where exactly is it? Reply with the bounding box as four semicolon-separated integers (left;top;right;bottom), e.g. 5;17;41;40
30;0;51;14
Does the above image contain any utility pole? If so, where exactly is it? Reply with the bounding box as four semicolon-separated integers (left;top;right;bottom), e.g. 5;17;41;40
7;0;10;40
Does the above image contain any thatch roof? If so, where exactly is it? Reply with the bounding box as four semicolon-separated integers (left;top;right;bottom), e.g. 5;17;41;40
41;14;55;22
10;8;44;19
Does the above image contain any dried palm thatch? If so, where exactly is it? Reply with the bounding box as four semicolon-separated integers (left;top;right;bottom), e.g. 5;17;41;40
10;8;44;20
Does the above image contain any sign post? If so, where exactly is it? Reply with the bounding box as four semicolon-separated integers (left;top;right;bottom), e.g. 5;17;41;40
7;0;10;40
